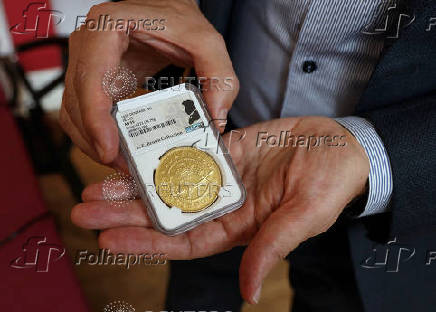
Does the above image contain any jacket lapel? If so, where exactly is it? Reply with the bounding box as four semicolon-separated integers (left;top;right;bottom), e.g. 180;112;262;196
357;0;436;112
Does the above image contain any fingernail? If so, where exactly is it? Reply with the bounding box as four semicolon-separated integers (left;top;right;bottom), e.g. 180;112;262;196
252;286;261;304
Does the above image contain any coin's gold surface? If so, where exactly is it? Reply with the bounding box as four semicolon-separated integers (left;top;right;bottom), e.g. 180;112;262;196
154;147;222;212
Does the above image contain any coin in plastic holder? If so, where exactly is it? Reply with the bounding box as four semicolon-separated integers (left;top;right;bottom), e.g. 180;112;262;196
155;146;222;213
113;83;246;235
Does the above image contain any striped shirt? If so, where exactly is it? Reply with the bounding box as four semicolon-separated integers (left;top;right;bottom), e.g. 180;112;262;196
228;0;393;215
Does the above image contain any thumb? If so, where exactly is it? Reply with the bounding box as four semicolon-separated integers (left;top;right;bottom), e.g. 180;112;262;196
193;34;239;132
239;204;312;304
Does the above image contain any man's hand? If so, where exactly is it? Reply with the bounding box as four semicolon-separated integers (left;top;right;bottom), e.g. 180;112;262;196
71;117;369;303
60;0;238;166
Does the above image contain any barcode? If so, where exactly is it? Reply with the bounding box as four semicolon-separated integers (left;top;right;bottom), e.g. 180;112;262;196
128;119;177;137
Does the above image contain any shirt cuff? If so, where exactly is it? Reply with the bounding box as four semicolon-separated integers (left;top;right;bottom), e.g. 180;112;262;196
334;116;393;217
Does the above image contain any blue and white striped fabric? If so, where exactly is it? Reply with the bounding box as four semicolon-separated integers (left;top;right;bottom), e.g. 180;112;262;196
335;117;393;216
228;0;394;216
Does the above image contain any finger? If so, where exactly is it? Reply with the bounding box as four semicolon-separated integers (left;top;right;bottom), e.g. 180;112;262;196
138;23;239;128
61;28;96;151
192;38;239;131
80;183;237;255
62;84;94;142
81;182;105;201
96;2;239;124
75;7;130;163
239;203;312;304
82;180;135;202
63;28;94;141
71;199;151;229
59;104;99;161
98;218;235;259
110;154;129;173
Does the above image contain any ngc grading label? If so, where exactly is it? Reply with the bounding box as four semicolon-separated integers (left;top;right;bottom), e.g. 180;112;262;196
120;93;204;151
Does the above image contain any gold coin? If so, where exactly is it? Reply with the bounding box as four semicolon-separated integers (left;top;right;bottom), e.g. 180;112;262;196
154;147;222;212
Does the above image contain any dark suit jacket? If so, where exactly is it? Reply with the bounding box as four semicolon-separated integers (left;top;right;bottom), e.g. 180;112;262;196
200;0;436;311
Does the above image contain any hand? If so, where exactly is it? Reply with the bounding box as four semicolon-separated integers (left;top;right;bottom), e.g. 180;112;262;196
60;0;239;166
71;117;369;303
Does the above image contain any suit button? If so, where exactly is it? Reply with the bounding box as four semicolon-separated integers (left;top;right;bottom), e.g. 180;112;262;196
302;60;317;73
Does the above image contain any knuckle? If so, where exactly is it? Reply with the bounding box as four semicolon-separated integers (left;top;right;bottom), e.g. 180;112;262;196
87;5;100;19
87;3;114;19
69;30;77;43
68;31;81;55
171;0;193;13
230;75;240;95
198;29;224;48
209;31;225;45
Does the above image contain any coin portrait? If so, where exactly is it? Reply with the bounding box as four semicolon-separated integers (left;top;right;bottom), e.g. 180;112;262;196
154;147;222;212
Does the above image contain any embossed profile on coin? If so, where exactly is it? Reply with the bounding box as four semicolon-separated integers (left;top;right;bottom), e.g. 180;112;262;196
154;147;222;212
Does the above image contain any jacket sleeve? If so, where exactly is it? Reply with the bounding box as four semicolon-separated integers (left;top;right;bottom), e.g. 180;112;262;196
358;94;436;235
352;0;436;235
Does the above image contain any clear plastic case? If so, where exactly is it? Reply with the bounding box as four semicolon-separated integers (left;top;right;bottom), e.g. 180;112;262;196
112;83;246;235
